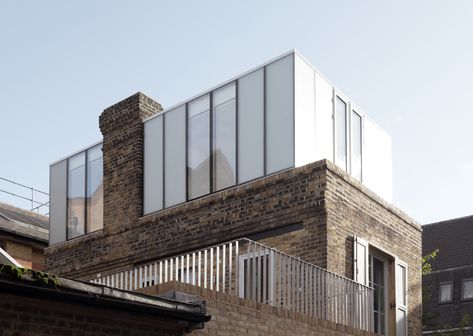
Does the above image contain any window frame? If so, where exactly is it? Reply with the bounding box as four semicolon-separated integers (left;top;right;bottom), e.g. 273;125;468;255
438;281;454;304
333;91;349;172
461;278;473;301
65;143;103;241
350;107;363;181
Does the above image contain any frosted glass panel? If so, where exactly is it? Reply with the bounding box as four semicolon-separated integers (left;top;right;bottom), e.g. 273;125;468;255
335;96;347;171
67;152;85;239
188;95;210;199
266;55;294;174
86;144;103;232
165;105;186;207
238;69;264;183
351;111;362;180
213;83;236;191
144;115;164;214
49;160;67;245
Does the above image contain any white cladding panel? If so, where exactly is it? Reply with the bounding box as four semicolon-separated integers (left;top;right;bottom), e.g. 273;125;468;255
265;54;294;174
294;54;316;167
314;72;334;162
237;69;264;183
363;117;392;201
49;160;67;245
144;115;164;214
165;106;186;207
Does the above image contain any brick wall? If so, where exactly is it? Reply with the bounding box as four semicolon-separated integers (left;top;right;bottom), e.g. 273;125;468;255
139;281;374;336
45;93;422;335
423;267;473;331
99;92;162;236
0;293;184;335
323;164;422;336
45;161;328;278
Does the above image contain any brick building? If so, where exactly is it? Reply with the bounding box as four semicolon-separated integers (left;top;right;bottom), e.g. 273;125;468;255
0;202;48;270
423;215;473;335
46;50;422;335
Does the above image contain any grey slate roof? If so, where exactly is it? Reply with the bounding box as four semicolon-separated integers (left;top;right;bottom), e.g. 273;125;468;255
0;202;49;243
423;215;473;271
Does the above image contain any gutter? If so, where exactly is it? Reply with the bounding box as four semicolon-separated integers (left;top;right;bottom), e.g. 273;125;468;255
0;275;210;331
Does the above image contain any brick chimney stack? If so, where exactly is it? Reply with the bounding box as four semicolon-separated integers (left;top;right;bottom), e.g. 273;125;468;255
99;92;162;235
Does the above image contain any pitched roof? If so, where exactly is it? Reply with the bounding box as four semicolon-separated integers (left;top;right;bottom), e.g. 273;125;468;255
423;215;473;271
0;202;49;243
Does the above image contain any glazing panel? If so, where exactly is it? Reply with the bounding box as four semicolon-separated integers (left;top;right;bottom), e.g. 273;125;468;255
351;111;362;180
188;95;210;199
143;115;164;214
213;83;236;191
463;280;473;299
266;54;294;174
439;283;452;302
335;96;347;170
67;152;85;239
238;69;264;183
165;105;186;207
49;160;67;245
86;144;103;232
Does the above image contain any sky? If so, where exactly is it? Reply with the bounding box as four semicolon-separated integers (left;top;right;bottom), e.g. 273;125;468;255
0;1;472;224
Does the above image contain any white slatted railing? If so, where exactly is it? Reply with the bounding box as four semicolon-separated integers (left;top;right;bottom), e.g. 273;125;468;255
91;238;373;332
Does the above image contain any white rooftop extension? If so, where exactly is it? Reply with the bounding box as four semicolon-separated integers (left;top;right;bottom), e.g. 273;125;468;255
49;50;392;245
143;50;392;214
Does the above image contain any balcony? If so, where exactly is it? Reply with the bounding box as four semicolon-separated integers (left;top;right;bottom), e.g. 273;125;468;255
91;238;374;332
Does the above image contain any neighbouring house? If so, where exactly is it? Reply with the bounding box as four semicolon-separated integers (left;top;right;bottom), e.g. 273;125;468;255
423;215;473;335
45;50;422;335
0;266;210;335
0;202;48;270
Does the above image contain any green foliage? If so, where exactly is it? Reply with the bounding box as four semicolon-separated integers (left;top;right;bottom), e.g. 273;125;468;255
437;314;471;336
422;249;439;328
0;264;60;286
0;264;27;279
30;270;60;286
422;249;439;276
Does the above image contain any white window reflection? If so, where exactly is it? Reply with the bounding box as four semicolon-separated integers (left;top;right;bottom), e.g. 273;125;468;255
213;83;236;191
188;95;210;199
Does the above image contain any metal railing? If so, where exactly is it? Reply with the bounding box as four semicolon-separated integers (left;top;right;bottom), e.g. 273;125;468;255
91;238;373;331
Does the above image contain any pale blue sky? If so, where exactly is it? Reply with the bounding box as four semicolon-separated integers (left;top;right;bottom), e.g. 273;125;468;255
1;1;472;224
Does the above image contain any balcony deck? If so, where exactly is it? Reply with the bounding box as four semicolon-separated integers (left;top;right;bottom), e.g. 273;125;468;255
91;238;374;332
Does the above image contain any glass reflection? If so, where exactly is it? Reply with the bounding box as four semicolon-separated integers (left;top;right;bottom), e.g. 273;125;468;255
67;152;85;239
188;95;210;199
213;83;236;191
336;97;347;170
351;111;362;180
86;145;103;232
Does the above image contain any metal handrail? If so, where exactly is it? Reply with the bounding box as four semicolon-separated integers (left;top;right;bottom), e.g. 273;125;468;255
91;238;373;332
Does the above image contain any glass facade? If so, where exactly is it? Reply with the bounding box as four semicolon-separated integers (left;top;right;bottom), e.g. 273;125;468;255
188;94;211;199
66;144;103;240
164;106;186;207
265;55;294;174
86;145;103;233
53;52;379;237
67;152;86;239
237;69;264;183
335;97;347;171
213;83;236;191
351;111;362;180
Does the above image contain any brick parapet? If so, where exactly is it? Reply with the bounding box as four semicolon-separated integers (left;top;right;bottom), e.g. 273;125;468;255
139;281;375;336
45;160;329;278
